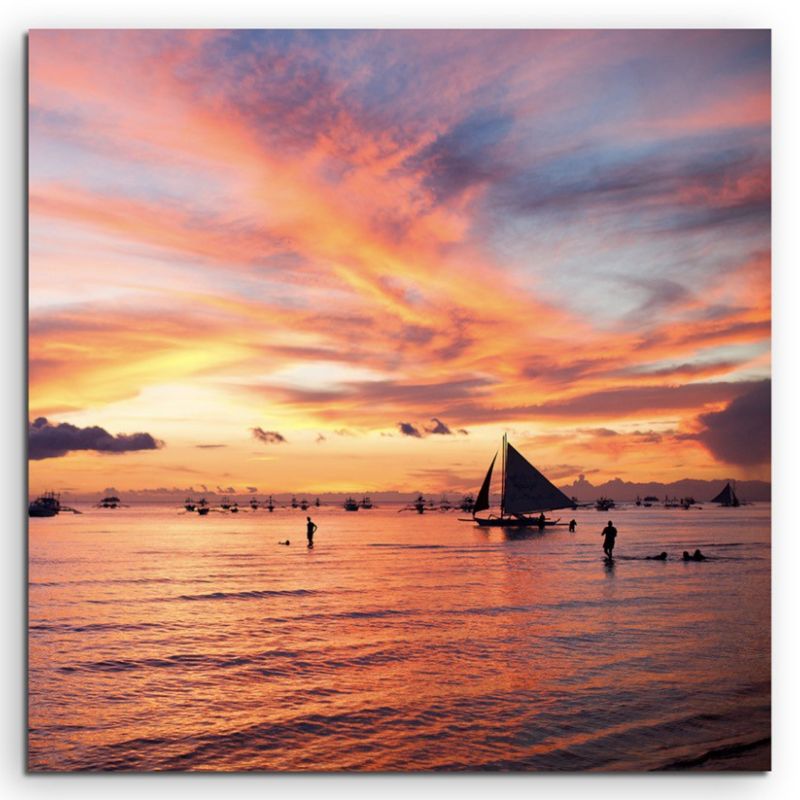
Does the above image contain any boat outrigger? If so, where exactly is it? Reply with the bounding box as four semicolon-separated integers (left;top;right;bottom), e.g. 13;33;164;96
469;435;573;528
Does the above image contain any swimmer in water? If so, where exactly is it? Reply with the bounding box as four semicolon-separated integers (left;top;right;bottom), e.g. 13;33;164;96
683;549;707;561
646;552;668;560
279;540;290;546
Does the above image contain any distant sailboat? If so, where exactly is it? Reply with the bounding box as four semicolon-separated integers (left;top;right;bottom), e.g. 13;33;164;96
471;435;573;527
711;482;740;507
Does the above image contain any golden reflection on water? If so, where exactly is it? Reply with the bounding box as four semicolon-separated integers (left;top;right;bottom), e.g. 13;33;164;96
29;504;770;771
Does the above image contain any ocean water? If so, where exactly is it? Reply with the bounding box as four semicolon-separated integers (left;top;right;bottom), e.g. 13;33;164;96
28;502;771;771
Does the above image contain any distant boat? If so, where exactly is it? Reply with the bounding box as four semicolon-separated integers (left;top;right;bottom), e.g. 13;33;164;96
680;496;697;509
414;495;426;514
663;496;680;508
291;497;299;509
197;498;209;515
97;495;121;509
300;498;309;510
343;497;359;511
459;494;475;513
220;497;232;509
360;496;373;509
266;496;276;512
230;502;239;513
711;482;740;507
438;495;453;511
635;495;642;506
315;497;321;507
595;497;615;512
29;491;61;517
184;497;196;511
470;435;572;528
250;497;259;510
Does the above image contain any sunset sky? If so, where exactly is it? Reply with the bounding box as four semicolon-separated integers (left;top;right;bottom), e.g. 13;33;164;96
28;29;771;497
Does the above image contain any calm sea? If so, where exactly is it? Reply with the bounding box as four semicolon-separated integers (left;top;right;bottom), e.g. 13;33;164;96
28;502;771;771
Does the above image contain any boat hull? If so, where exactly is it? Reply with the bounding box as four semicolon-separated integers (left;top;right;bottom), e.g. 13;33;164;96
474;516;561;528
29;506;58;517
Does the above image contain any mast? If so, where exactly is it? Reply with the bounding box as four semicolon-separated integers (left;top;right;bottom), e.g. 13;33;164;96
501;432;507;517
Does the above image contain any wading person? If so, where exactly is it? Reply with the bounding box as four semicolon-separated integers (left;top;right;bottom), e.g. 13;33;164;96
306;516;317;548
601;520;617;559
568;519;577;532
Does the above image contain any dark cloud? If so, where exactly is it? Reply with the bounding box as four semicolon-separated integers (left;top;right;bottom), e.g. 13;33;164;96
426;417;452;435
196;443;227;449
446;380;759;422
251;427;287;444
29;417;163;460
501;143;769;235
691;380;770;465
398;422;422;438
406;109;513;200
246;486;258;493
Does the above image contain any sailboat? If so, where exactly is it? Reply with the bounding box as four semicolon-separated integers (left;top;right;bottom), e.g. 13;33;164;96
711;482;740;507
470;435;574;527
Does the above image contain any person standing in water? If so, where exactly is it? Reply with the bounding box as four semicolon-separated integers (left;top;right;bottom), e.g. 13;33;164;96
568;519;577;532
601;520;617;559
306;516;317;548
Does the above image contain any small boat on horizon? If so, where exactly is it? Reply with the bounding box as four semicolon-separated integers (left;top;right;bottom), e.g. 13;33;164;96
97;495;122;509
459;493;475;513
469;435;572;528
343;497;359;511
711;482;741;507
197;498;209;515
360;496;373;509
220;497;232;509
300;498;309;510
595;497;615;512
184;497;196;511
29;491;61;517
266;496;276;512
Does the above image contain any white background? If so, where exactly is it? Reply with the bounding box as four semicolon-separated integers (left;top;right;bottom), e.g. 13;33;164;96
2;1;797;798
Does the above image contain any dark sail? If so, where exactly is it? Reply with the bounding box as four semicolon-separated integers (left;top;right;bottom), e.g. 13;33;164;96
473;453;496;514
503;443;574;514
711;482;739;506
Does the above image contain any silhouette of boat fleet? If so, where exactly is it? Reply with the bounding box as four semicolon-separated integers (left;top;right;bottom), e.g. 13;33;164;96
28;436;746;521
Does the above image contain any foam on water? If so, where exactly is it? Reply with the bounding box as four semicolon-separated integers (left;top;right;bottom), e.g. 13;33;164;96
28;503;770;771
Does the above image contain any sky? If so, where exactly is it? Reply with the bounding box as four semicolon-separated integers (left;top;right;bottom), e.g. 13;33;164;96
28;29;771;497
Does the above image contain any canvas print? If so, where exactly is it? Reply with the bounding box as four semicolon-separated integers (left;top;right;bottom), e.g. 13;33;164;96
28;30;771;771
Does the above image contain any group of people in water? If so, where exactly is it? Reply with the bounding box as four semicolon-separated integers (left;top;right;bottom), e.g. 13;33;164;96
599;519;707;562
281;516;709;562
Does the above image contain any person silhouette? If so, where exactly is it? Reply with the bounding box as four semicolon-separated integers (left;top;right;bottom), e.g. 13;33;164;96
646;551;668;560
568;519;577;532
692;548;706;561
601;520;617;559
537;512;546;530
306;516;317;548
